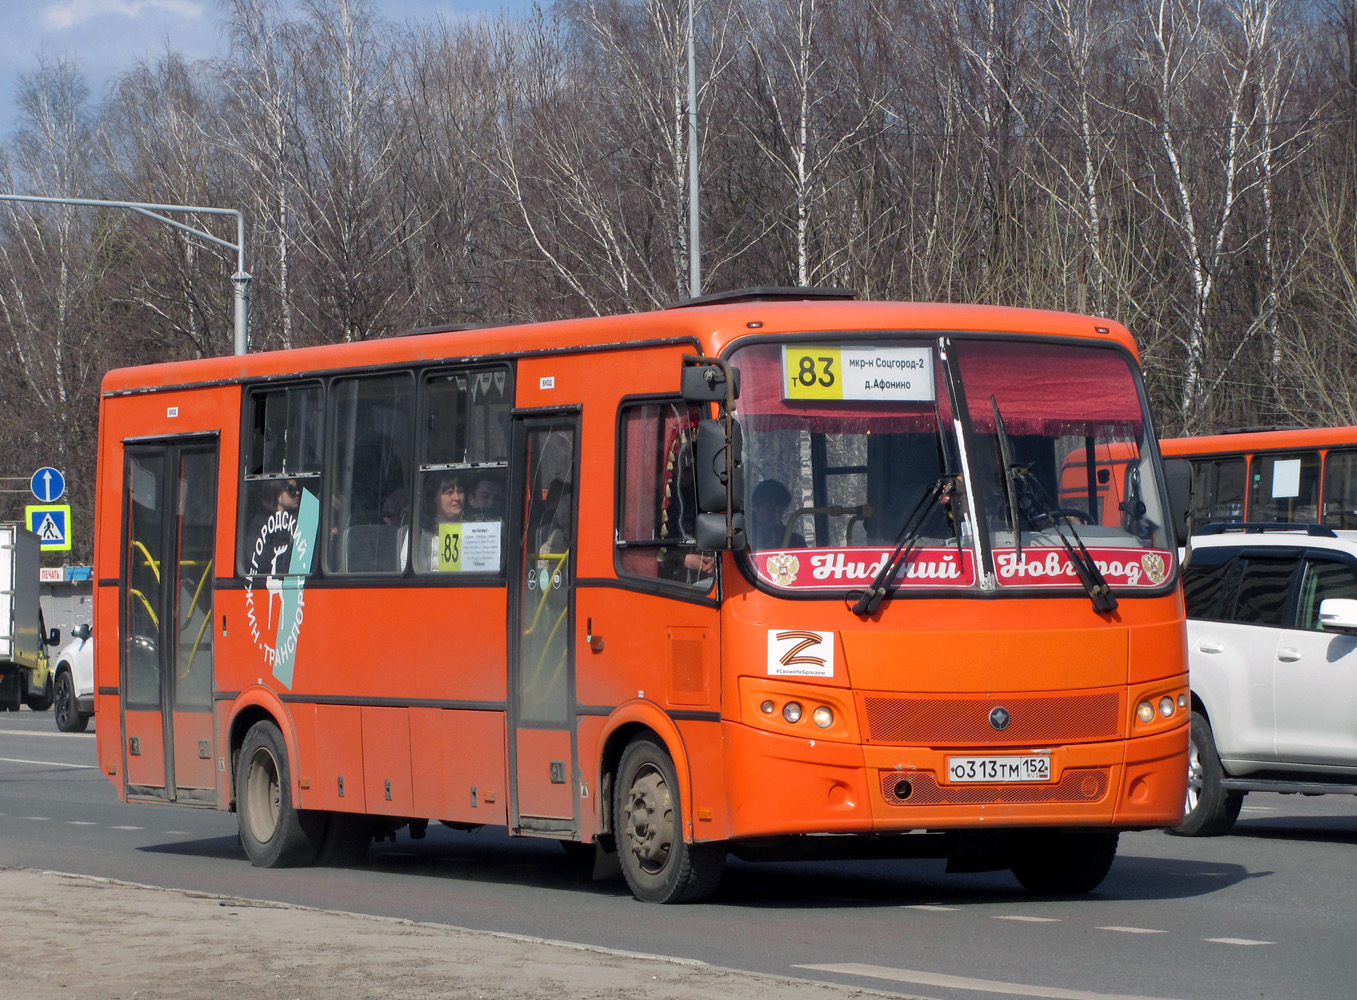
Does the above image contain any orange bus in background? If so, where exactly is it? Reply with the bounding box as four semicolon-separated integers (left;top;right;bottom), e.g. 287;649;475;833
92;289;1189;903
1161;426;1357;531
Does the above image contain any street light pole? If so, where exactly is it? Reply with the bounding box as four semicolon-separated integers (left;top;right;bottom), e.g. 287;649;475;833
687;0;701;300
0;193;251;355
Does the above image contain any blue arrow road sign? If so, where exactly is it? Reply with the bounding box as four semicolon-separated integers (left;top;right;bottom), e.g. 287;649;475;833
31;466;65;503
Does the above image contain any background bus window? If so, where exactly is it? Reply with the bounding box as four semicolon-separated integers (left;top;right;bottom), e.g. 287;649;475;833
324;374;414;574
1190;457;1246;524
1249;451;1320;524
1322;450;1357;529
616;400;710;586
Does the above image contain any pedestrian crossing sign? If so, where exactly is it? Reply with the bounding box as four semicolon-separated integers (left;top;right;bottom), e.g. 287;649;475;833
25;504;72;551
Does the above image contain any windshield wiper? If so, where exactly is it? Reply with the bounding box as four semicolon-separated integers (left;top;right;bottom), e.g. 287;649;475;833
851;476;957;616
991;396;1117;613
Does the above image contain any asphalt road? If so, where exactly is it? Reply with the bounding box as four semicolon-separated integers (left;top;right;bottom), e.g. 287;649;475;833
2;711;1354;1000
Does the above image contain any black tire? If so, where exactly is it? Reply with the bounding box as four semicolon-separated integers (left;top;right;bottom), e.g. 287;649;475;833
1171;711;1243;837
1011;830;1119;894
615;737;725;903
315;812;373;866
26;676;54;712
235;721;325;867
53;671;88;733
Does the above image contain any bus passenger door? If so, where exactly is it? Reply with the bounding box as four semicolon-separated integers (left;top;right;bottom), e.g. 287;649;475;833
121;440;219;805
508;414;579;835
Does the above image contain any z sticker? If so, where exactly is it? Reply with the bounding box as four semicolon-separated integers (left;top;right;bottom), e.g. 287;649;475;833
767;629;835;678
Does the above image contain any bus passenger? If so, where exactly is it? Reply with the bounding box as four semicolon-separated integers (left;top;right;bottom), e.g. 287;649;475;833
468;472;504;521
750;479;807;550
419;473;466;570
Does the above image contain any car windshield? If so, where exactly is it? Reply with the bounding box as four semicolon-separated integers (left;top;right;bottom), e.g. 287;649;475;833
729;335;1175;596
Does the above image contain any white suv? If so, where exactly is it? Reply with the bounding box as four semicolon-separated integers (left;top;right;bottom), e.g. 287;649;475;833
51;624;94;733
1176;524;1357;835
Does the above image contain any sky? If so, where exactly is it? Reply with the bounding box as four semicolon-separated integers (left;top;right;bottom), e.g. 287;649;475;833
0;0;534;138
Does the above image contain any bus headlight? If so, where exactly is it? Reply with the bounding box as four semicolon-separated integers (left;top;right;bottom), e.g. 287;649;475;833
1136;701;1155;723
1159;696;1175;718
760;700;776;715
812;706;834;729
783;702;803;723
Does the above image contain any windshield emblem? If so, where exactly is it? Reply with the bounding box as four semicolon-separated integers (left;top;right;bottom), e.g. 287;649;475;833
989;706;1011;731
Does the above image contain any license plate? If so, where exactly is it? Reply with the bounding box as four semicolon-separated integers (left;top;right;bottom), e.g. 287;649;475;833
947;755;1051;783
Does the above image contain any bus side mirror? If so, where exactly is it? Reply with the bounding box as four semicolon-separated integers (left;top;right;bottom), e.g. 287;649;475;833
72;623;92;641
695;418;744;514
696;512;746;552
681;364;740;403
47;628;60;646
1163;458;1193;543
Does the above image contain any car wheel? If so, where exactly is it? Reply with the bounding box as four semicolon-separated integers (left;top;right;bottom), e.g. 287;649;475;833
1170;711;1243;837
235;721;325;867
615;737;725;903
1011;830;1119;894
54;670;88;733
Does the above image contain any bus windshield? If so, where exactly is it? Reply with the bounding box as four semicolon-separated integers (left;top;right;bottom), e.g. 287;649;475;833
731;335;1175;596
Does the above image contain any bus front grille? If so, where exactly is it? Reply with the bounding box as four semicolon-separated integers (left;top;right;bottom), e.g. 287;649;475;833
862;691;1122;745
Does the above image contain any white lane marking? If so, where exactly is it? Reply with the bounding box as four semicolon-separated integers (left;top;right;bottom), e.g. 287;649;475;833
1100;926;1167;934
111;825;144;831
797;963;1185;1000
1204;937;1272;946
25;816;51;821
904;904;959;911
0;756;96;769
994;915;1061;922
0;729;95;739
67;821;97;826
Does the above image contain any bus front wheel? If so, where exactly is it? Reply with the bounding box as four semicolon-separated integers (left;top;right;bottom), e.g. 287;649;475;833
615;737;724;903
236;721;324;867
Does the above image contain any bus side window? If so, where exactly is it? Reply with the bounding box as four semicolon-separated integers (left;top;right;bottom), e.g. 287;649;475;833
239;383;322;576
324;373;414;575
616;400;709;587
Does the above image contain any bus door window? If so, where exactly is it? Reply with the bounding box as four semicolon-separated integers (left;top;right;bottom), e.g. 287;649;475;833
1322;449;1357;529
324;373;414;574
519;420;576;728
1249;451;1320;524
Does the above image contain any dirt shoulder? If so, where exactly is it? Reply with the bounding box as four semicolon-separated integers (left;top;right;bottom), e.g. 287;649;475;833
0;868;917;1000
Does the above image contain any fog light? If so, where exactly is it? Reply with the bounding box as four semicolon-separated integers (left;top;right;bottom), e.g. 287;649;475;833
760;700;775;714
1136;701;1155;723
1159;696;1175;718
783;702;803;723
1178;694;1188;708
812;706;834;728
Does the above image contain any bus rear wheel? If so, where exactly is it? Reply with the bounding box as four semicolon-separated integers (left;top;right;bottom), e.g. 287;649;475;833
236;721;324;867
615;737;724;903
1011;830;1119;894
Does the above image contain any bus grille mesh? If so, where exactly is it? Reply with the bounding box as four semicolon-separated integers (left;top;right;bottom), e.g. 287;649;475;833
880;768;1110;806
862;692;1121;746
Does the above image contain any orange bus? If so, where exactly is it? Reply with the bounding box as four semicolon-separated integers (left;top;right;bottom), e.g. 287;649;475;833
1161;426;1357;531
92;290;1189;903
